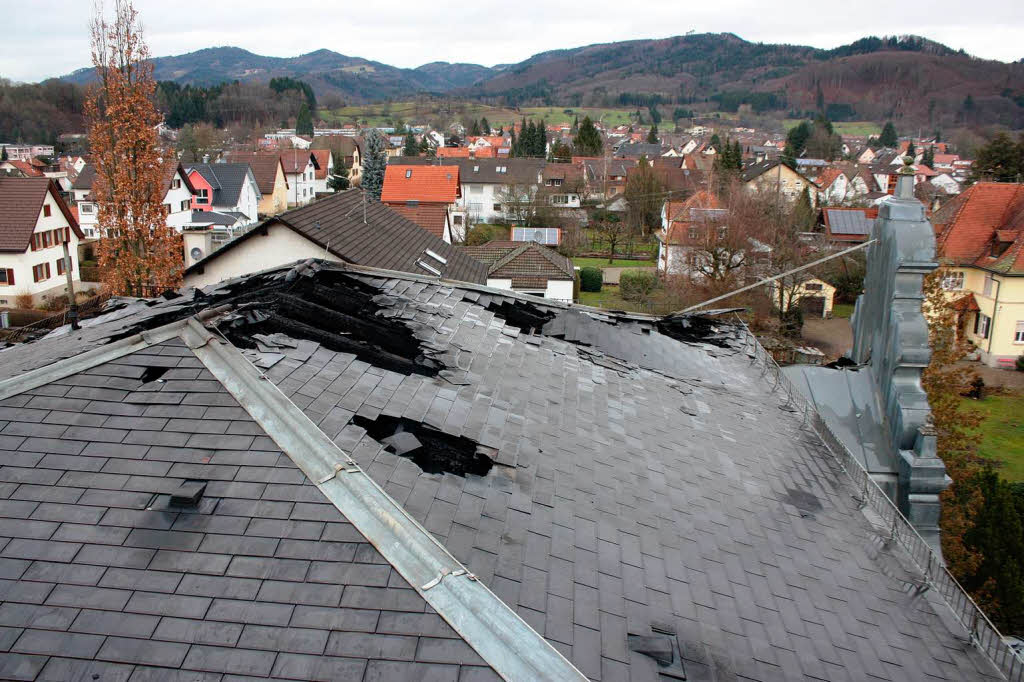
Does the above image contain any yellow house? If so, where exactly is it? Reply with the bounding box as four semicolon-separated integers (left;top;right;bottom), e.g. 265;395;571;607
742;159;817;206
933;182;1024;368
227;153;289;217
768;277;837;318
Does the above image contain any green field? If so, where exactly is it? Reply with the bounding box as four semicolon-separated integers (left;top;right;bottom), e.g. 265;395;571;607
831;303;855;319
317;100;639;129
780;119;882;137
962;395;1024;481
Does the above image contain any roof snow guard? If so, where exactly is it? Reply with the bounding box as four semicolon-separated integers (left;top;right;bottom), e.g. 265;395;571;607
0;316;586;682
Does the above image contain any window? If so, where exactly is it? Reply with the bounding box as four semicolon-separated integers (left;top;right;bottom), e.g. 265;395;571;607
1016;321;1024;344
453;216;463;225
552;195;568;205
196;189;209;204
0;268;12;286
941;271;964;290
56;258;67;276
80;203;94;215
405;169;413;178
32;263;51;282
172;178;181;190
688;227;698;240
805;283;823;291
493;203;502;211
717;226;728;240
983;273;994;297
43;204;51;217
974;312;991;339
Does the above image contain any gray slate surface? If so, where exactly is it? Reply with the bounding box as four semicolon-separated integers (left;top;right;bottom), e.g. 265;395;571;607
0;262;1002;681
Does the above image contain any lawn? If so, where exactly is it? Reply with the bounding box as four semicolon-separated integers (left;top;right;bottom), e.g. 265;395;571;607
961;394;1024;482
831;303;855;319
317;101;639;129
573;257;655;269
520;107;635;127
577;286;682;314
778;120;881;138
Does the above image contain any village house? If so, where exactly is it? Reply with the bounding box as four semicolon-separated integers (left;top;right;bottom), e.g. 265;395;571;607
933;182;1024;368
310;149;334;194
70;162;196;238
458;239;576;301
0;177;84;305
184;163;261;227
224;153;289;216
815;165;877;205
381;165;462;243
181;189;485;287
768;276;837;319
581;158;636;199
279;149;319;207
541;164;584;208
0;143;54;161
656;190;727;275
742;159;817;205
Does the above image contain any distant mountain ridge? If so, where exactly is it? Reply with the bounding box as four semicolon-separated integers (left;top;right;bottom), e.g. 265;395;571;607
60;46;498;101
57;35;1024;127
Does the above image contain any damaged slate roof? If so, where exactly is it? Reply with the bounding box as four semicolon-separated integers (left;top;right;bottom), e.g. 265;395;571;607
0;261;1001;681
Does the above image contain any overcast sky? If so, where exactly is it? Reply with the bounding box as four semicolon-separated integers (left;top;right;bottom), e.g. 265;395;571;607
3;0;1022;83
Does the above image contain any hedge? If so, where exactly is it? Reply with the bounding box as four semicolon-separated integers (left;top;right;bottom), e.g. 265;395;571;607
579;267;602;292
619;270;657;301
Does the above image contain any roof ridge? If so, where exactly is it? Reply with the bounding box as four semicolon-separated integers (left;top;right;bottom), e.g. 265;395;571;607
486;243;531;274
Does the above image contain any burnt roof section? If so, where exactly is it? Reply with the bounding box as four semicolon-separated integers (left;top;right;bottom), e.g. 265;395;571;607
0;177;83;252
0;260;999;680
182;190;488;284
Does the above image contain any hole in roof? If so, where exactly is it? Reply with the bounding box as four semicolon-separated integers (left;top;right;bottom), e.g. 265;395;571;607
140;366;170;383
352;415;493;477
216;272;443;377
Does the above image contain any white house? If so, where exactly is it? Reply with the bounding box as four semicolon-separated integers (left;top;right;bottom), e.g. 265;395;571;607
310;149;334;194
0;177;84;305
70;162;196;238
279;150;318;207
930;173;961;195
451;159;544;226
185;163;261;226
459;241;575;302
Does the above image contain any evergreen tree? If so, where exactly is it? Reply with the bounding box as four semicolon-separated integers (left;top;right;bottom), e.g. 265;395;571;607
361;129;387;200
479;117;490;135
470;119;481;136
792;186;816;230
497;126;504;135
510;128;518;157
879;121;898;148
785;122;811;156
731;140;742;171
971;132;1024;182
648;106;661;125
709;133;722;152
922;146;935;168
295;103;314;137
646;125;659;144
573;116;602;157
0;146;6;161
537;119;547;157
403;132;419;157
781;143;797;168
327;155;349;191
905;142;916;160
571;116;579;135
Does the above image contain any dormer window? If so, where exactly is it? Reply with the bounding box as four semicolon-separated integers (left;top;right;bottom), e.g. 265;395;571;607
405;169;412;178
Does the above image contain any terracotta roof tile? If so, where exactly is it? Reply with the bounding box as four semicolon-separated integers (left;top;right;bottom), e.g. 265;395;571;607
935;183;1024;273
381;166;460;204
310;150;331;180
224;153;287;194
387;203;449;238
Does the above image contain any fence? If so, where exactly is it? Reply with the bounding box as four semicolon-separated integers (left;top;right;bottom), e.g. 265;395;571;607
2;293;111;344
735;316;1022;681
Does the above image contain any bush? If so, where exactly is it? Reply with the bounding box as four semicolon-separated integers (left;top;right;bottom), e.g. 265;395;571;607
780;306;804;337
579;267;602;292
619;270;657;302
1016;355;1024;372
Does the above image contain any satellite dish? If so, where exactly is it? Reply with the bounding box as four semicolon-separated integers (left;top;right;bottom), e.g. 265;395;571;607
190;247;204;261
533;230;544;242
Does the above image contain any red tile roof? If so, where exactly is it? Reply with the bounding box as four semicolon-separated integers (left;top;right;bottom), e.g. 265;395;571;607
224;153;287;194
279;149;317;174
934;182;1024;274
0;178;83;252
310;150;331;180
3;160;45;177
815;167;844;190
387;203;449;239
436;146;497;158
663;191;723;245
381;166;460;204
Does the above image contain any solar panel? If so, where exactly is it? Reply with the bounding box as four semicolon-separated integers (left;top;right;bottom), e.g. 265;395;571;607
827;210;872;235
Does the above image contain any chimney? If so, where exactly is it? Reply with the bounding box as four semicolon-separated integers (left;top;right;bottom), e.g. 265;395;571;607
183;228;213;268
849;154;947;552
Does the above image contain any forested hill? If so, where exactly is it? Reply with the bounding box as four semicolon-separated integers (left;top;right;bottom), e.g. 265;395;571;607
59;47;497;103
464;33;1024;128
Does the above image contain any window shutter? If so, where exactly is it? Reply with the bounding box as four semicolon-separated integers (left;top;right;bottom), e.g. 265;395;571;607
6;269;13;285
45;262;50;279
974;314;980;334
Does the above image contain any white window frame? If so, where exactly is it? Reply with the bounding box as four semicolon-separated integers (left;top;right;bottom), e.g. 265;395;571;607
941;271;964;290
1015;321;1024;344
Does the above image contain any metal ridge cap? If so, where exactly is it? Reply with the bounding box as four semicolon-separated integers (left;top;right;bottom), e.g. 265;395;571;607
0;319;189;402
180;319;586;682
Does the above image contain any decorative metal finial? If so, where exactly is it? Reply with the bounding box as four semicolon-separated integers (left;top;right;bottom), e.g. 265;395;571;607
898;155;915;175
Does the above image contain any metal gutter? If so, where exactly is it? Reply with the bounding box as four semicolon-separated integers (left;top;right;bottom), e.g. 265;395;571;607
179;319;587;682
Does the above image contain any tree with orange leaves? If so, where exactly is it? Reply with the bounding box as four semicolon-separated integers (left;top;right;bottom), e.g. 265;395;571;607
85;0;182;297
